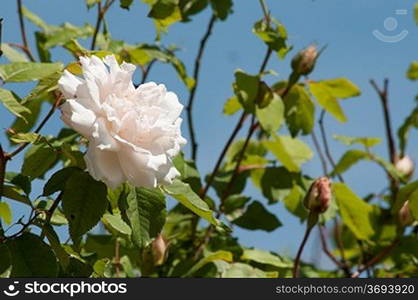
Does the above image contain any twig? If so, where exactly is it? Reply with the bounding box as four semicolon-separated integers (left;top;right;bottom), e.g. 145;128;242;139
293;221;314;278
4;211;40;241
186;14;217;161
351;239;400;278
200;112;247;199
114;238;121;277
311;130;328;175
0;18;3;57
16;0;35;62
40;192;63;240
0;145;6;201
370;79;396;163
140;59;156;84
318;110;344;182
90;0;115;51
5;94;63;159
319;225;351;277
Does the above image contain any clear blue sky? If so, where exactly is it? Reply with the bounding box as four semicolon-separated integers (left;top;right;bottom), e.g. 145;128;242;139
1;0;417;269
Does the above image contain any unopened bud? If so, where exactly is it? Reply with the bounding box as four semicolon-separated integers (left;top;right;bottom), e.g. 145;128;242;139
304;177;332;213
395;155;414;179
291;45;318;76
399;200;414;227
151;234;168;265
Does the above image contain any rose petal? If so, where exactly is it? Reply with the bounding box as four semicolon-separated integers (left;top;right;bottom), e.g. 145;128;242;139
60;99;96;137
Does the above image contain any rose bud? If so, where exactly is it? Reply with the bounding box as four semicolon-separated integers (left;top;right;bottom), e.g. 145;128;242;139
395;155;414;179
291;45;318;76
303;177;332;213
152;234;168;265
399;200;414;227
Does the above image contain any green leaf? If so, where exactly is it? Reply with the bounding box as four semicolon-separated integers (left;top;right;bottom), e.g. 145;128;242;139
0;88;31;121
6;233;58;277
120;0;134;9
333;135;382;148
263;135;313;172
5;172;31;195
210;0;233;20
241;248;292;268
332;149;369;175
253;18;288;54
9;132;44;144
233;69;259;112
407;61;418;80
232;201;281;232
22;144;58;178
0;202;12;225
281;84;315;136
409;189;418;220
333;183;375;240
40;223;70;270
172;153;201;193
62;170;108;241
163;179;223;228
148;0;182;37
2;185;31;205
221;263;277;278
43;167;79;196
102;213;132;236
86;0;101;8
0;43;29;62
21;5;50;31
126;186;166;248
309;81;347;122
317;78;361;99
256;94;284;133
0;244;11;276
392;181;418;214
43;24;94;49
0;62;63;82
184;250;233;277
223;96;242;115
397;106;418;154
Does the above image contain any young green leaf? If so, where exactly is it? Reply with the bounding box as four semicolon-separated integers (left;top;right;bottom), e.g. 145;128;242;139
62;170;108;241
163;179;223;228
232;201;281;232
223;96;242;115
407;61;418;80
0;43;29;62
0;88;31;121
221;262;278;278
281;84;315;136
333;135;382;148
183;250;233;277
126;186;166;248
256;94;284;133
22;144;58;178
241;248;292;268
0;202;12;225
263;135;313;172
0;62;63;82
333;183;375;240
6;233;58;277
210;0;233;20
233;69;259;112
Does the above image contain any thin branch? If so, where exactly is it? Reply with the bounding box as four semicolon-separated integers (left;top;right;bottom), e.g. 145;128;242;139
318;110;344;182
293;222;314;278
311;130;328;175
114;239;121;277
186;14;217;161
40;192;63;240
17;0;35;62
0;18;3;57
5;94;63;159
0;145;6;201
200;112;247;199
91;2;103;51
351;239;400;278
370;79;396;163
140;59;156;84
319;225;351;277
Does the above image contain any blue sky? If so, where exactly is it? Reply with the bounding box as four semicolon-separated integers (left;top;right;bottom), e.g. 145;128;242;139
1;0;417;269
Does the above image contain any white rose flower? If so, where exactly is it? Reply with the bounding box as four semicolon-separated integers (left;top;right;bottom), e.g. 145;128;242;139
58;55;187;189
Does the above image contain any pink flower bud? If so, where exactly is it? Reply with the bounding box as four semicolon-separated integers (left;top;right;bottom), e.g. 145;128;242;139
291;45;318;76
395;155;414;179
399;200;414;227
152;234;168;265
304;177;332;213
